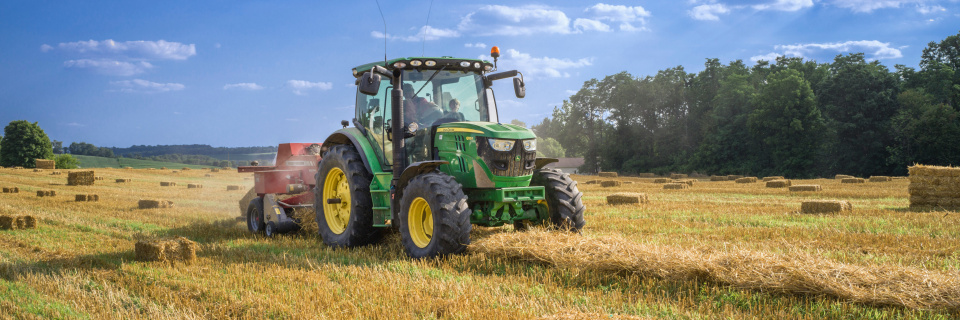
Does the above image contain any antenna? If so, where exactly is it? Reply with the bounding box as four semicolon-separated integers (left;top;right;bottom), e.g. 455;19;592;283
422;0;435;56
374;0;387;64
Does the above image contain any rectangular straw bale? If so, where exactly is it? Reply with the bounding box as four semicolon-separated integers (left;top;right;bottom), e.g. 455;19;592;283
188;184;203;189
841;178;865;184
75;194;88;201
907;164;960;208
766;180;791;188
14;217;24;229
35;159;55;169
0;216;12;230
670;173;688;179
227;185;242;191
606;192;648;205
735;177;758;183
182;167;191;171
583;180;600;184
726;175;743;181
2;187;17;193
868;176;892;182
23;216;36;229
663;183;689;190
50;171;61;175
598;172;618;178
801;200;852;213
135;237;198;262
835;174;854;180
116;178;131;183
789;185;822;192
35;190;56;197
33;169;43;173
160;182;177;187
95;176;104;181
210;168;220;173
762;176;784;182
653;178;670;183
138;199;174;209
601;180;622;188
67;171;95;186
677;179;696;186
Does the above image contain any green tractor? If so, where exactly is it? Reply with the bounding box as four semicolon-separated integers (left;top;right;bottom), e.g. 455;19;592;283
315;49;585;258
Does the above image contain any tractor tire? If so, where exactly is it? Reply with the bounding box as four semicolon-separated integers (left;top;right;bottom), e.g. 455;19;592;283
314;144;382;248
530;168;586;232
397;171;471;258
246;197;265;234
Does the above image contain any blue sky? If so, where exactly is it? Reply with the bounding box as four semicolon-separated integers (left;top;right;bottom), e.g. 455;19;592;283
1;0;958;148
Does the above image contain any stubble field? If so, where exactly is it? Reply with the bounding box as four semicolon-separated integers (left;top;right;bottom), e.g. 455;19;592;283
0;168;958;319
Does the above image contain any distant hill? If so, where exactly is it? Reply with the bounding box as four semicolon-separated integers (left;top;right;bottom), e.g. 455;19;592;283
109;144;277;163
74;155;220;169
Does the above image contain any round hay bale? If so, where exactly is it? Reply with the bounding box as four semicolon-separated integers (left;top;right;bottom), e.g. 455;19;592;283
801;200;852;214
789;185;822;192
226;185;242;191
23;216;36;229
606;192;648;205
663;183;689;190
601;180;622;188
765;180;791;188
841;178;865;184
598;172;618;178
762;176;784;182
0;216;13;230
735;177;758;183
868;176;892;182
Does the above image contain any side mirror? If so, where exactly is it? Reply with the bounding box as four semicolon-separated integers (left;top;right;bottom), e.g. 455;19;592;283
513;77;525;98
358;72;381;96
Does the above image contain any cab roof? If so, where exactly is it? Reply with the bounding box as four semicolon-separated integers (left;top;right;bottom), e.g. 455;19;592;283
352;56;492;78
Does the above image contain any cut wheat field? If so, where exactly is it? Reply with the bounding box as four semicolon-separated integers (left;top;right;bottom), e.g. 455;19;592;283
0;168;958;319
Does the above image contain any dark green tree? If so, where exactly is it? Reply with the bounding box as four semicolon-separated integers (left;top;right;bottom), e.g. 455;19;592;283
888;89;960;173
0;120;54;168
54;154;80;169
748;69;825;178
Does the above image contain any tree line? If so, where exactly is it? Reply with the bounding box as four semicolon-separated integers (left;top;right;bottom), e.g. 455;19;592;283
533;31;960;178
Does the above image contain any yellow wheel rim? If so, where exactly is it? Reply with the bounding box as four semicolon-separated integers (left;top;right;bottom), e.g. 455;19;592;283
322;167;351;234
408;197;433;248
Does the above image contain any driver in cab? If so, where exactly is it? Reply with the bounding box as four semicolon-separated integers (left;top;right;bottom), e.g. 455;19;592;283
402;83;443;127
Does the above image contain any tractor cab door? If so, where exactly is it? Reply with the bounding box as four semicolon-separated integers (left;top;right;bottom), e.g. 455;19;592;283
356;78;393;170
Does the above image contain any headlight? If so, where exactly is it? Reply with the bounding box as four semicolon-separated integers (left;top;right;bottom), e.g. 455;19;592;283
393;61;407;69
459;61;471;68
488;138;515;152
409;60;422;67
523;139;536;151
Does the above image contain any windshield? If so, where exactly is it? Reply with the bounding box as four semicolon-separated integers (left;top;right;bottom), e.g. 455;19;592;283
401;69;490;126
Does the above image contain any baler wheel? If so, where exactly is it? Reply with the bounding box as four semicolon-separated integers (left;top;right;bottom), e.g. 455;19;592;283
265;222;276;238
246;197;265;234
397;171;471;258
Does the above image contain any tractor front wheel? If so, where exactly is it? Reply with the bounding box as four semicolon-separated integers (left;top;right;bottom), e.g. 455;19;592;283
530;168;586;232
397;171;471;258
314;145;382;248
246;197;265;234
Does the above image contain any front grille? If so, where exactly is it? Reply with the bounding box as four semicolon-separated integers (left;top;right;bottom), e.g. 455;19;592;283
477;137;537;177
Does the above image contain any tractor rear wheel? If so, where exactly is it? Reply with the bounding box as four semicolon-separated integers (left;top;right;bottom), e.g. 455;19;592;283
246;197;265;234
397;171;471;258
314;145;382;248
530;168;585;232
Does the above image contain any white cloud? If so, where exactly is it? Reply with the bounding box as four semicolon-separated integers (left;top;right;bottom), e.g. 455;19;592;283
689;4;731;20
752;40;903;62
583;3;651;31
754;0;814;11
825;0;929;13
464;43;488;48
458;5;573;36
223;83;264;91
917;4;947;13
573;18;613;32
287;80;332;95
110;79;185;93
65;122;84;127
46;39;196;60
481;49;592;78
63;59;153;76
372;26;460;41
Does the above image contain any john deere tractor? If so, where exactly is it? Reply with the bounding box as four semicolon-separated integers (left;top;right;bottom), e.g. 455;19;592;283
315;48;585;258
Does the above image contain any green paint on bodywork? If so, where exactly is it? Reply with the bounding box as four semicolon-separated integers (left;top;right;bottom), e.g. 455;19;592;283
327;127;384;173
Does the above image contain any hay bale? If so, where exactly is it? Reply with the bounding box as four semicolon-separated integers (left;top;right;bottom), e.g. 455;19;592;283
14;217;24;229
670;173;688;179
139;199;174;209
226;185;242;191
869;176;892;182
95;176;104;181
841;178;865;184
35;159;55;169
135;237;198;263
908;165;960;209
171;170;180;174
33;169;43;173
677;179;696;186
835;174;854;180
583;180;601;185
67;171;95;186
210;168;220;173
762;176;784;182
789;185;822;192
50;171;62;175
801;200;852;214
160;182;177;187
115;178;131;183
182;167;191;171
36;190;56;197
735;177;758;183
205;174;213;177
601;180;622;188
161;167;167;170
766;180;791;188
187;184;203;189
606;192;648;205
0;216;12;230
75;194;88;201
23;216;36;229
663;183;689;190
653;178;670;183
598;172;618;178
2;187;18;193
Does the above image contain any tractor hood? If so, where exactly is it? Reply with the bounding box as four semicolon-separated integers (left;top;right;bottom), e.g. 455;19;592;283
436;122;536;140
